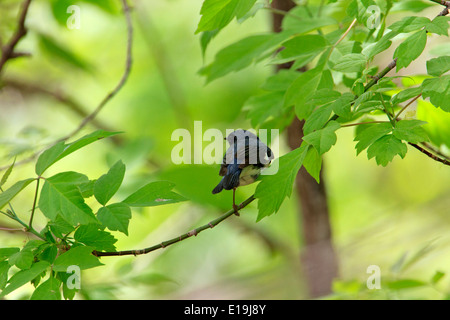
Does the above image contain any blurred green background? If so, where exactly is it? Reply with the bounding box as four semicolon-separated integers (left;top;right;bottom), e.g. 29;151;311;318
1;0;450;299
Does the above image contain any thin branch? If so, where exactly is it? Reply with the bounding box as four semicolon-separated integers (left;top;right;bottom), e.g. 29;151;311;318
93;195;256;257
333;18;357;49
0;0;133;172
364;0;450;91
0;0;32;75
394;93;422;120
364;58;397;92
408;143;450;166
57;0;133;142
28;177;40;230
325;18;357;61
421;142;450;160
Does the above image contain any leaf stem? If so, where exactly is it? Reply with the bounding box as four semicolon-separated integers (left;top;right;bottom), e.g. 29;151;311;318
394;93;422;120
28;177;40;230
341;120;390;128
326;18;357;61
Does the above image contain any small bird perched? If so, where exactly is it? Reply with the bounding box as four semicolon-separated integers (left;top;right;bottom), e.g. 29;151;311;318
212;130;273;215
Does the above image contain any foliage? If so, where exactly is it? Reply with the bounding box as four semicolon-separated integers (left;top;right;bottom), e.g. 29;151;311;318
197;0;450;218
0;131;186;299
0;0;449;300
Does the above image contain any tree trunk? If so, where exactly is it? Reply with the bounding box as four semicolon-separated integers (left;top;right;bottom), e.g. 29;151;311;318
271;0;339;298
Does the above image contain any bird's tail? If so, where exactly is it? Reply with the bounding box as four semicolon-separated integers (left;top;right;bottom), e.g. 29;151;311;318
212;179;224;194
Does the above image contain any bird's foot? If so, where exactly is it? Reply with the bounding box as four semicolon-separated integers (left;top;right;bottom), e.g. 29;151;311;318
233;204;240;216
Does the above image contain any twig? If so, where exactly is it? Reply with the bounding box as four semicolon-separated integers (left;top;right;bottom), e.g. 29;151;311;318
364;58;397;92
0;0;133;172
28;177;40;230
57;0;133;142
364;0;450;91
334;18;357;49
408;143;450;166
0;0;32;75
430;0;450;15
93;195;256;257
394;93;422;120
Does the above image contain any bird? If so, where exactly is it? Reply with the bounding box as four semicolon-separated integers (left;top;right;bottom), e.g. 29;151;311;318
212;130;273;215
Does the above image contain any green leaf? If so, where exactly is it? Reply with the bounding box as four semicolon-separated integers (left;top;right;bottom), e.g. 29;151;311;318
282;7;336;33
431;271;445;284
0;178;35;211
79;179;96;198
332;53;367;73
285;66;325;108
35;130;121;176
94;160;126;205
30;277;62;300
39;245;58;264
302;103;334;135
354;122;393;154
122;181;187;207
243;91;285;127
200;29;219;58
47;216;75;238
393;120;429;143
260;69;299;92
417;99;450;148
0;261;50;298
421;75;450;112
426;56;450;77
362;31;397;59
425;16;450;36
97;203;132;236
391;0;434;13
347;0;377;25
38;34;92;71
391;86;422;105
74;225;117;252
367;134;408;166
0;261;10;290
274;34;327;64
388;16;430;33
393;29;427;71
8;240;44;270
39;172;97;225
200;31;293;83
255;145;309;221
303;121;341;155
387;279;426;290
331;92;354;119
0;158;15;188
303;147;322;184
0;248;20;262
195;0;256;34
53;246;103;272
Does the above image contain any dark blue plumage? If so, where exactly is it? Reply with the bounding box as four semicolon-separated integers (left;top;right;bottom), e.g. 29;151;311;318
212;130;273;214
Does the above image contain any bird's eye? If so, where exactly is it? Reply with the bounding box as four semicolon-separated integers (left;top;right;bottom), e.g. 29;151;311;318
223;137;227;140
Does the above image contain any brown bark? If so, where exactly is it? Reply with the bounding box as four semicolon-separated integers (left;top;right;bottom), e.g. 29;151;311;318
287;118;338;298
271;0;339;298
